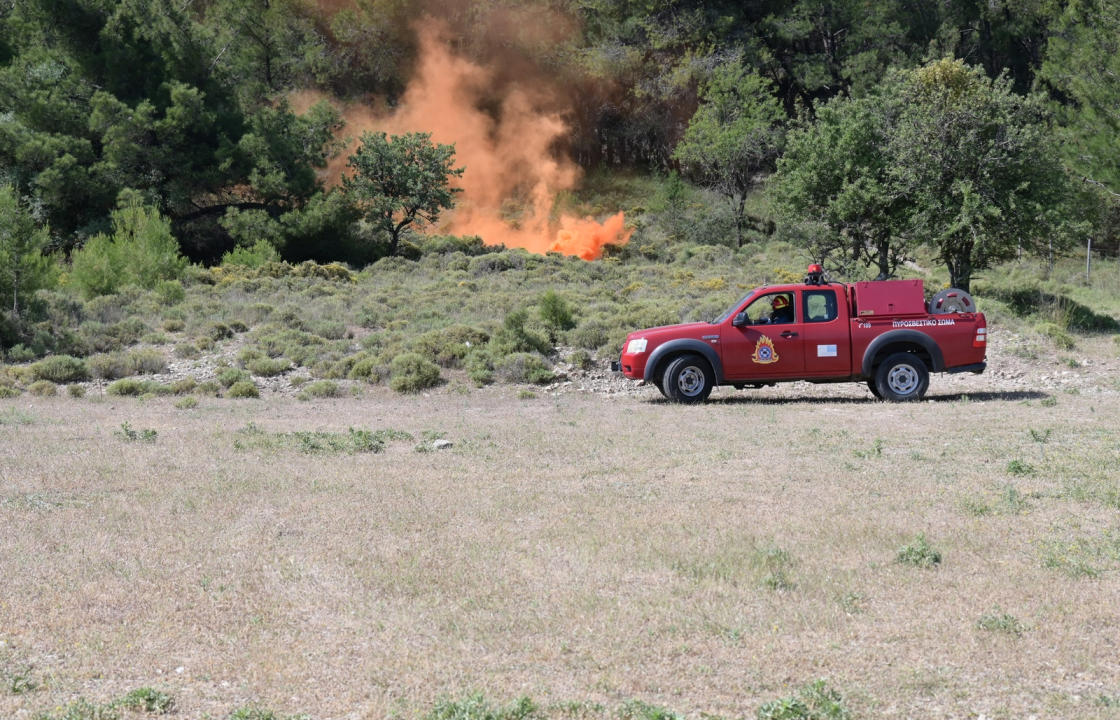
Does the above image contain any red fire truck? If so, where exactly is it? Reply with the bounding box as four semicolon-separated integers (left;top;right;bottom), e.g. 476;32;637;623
612;265;987;402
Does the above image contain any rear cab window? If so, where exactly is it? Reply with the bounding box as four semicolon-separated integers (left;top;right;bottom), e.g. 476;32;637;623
803;289;838;323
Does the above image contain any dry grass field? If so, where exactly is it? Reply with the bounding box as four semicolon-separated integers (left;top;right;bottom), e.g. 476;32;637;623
3;341;1120;719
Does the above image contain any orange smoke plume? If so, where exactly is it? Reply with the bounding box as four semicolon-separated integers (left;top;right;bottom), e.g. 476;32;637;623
323;20;631;260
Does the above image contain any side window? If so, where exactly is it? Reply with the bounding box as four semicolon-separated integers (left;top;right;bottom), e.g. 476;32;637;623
803;290;837;323
743;292;796;325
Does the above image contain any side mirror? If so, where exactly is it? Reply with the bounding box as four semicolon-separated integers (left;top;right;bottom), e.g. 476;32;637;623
732;311;749;327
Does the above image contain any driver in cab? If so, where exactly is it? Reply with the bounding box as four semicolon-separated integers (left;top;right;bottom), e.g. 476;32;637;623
769;294;794;324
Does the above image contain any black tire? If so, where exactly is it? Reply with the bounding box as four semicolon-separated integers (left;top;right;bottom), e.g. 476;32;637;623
874;352;929;401
652;375;670;400
663;354;714;403
867;379;883;399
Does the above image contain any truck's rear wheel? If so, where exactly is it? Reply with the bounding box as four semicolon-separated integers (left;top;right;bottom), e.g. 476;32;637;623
663;354;714;403
875;352;929;401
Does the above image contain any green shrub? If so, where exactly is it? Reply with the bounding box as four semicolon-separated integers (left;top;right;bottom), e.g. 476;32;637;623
494;352;553;384
465;348;494;386
127;348;167;374
88;353;131;380
69;200;188;298
569;349;593;370
491;310;551;356
346;354;383;383
5;344;37;362
67;384;86;398
226;380;260;398
247;357;291;376
297;380;343;400
107;378;169;396
162;318;185;333
79;317;149;352
169;377;197;395
411;325;490;367
207;322;234;341
221;238;281;268
28;380;58;396
196;380;222;396
0;386;20;398
539;290;576;339
897;533;942;568
217;367;251;388
389;353;442;393
237;348;265;366
31;355;90;383
311;320;348;340
174;343;200;359
175;396;199;409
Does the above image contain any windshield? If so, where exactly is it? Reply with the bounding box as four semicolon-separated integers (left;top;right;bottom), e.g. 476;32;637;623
712;291;756;324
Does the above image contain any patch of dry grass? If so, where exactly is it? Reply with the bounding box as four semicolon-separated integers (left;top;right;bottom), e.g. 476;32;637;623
2;385;1120;719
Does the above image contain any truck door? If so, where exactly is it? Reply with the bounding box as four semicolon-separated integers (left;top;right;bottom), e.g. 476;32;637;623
799;289;850;378
721;291;806;380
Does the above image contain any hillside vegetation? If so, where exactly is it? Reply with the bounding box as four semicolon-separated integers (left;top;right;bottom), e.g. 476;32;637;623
3;0;1120;359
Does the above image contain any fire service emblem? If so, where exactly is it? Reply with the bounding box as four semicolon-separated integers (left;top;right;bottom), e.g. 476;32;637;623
751;335;780;364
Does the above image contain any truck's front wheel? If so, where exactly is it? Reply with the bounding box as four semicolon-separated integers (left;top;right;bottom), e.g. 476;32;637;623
875;352;929;401
663;354;714;403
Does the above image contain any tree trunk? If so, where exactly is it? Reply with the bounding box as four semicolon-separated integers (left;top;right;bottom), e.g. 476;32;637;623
875;237;891;280
10;265;20;319
734;193;747;247
948;256;972;293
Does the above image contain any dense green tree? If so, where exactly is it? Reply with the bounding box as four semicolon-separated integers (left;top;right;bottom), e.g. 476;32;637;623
890;59;1083;291
1038;0;1120;196
771;90;909;278
674;60;785;247
0;184;56;320
343;132;463;257
203;0;330;107
0;0;344;261
324;0;413;100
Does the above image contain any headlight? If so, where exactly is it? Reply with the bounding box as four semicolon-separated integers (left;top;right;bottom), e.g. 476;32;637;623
626;338;648;354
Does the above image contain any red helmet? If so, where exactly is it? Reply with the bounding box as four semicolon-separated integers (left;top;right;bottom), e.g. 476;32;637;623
771;295;790;310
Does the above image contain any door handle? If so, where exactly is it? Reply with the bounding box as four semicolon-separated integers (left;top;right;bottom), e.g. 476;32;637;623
780;331;798;338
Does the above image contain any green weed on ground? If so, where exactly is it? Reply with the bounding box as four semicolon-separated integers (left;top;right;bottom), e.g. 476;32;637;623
232;424;413;454
756;680;851;720
897;534;942;568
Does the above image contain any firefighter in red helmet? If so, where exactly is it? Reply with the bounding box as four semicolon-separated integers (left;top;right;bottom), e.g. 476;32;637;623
770;293;794;324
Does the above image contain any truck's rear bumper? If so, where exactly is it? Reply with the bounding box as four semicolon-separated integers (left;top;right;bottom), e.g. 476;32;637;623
946;362;986;375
